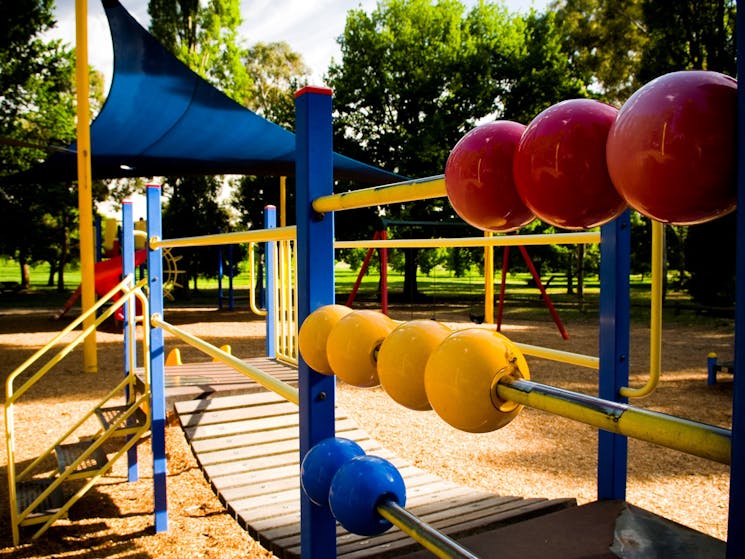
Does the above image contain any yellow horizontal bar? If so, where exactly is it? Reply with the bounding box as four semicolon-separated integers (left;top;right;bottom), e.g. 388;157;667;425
496;378;731;464
313;175;447;213
151;226;297;250
335;231;600;249
377;500;479;559
513;342;599;369
151;315;299;405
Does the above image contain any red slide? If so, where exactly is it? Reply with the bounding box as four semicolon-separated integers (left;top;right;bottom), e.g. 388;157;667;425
54;250;148;320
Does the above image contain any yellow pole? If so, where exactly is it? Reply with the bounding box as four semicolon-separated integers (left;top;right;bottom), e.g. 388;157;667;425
280;176;287;226
484;231;494;324
75;0;97;373
620;220;663;398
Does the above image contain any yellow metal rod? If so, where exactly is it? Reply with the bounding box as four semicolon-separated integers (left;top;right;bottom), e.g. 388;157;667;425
513;342;599;370
377;500;479;559
312;175;447;213
335;231;600;249
151;316;299;405
496;377;731;464
75;0;96;373
484;232;494;324
620;220;663;398
150;226;297;249
280;176;287;226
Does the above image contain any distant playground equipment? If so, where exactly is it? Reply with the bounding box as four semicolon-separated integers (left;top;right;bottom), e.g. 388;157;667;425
6;70;742;557
55;219;184;320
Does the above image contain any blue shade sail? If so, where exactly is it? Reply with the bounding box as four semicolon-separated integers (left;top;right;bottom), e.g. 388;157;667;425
8;0;400;185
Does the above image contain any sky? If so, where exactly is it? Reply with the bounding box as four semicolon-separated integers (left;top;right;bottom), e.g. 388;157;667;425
49;0;549;89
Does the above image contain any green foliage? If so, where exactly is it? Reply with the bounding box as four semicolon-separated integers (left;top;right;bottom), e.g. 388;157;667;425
503;10;588;122
162;175;231;294
148;0;252;105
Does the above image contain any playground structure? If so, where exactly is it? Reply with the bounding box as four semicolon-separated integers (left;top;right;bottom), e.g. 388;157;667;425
3;69;743;559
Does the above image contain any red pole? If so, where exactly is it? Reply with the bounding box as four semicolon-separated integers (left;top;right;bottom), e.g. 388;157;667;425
518;245;569;340
346;230;381;307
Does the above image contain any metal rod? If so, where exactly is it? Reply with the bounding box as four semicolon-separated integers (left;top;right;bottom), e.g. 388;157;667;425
513;342;599;369
151;315;299;405
620;220;663;398
496;377;731;464
377;500;479;559
150;226;296;249
312;175;447;213
335;231;600;249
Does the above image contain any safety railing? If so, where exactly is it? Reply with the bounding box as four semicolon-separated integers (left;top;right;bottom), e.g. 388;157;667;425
150;315;299;404
5;275;151;544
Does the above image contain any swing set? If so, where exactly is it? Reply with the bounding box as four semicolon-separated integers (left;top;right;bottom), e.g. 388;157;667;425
345;220;569;339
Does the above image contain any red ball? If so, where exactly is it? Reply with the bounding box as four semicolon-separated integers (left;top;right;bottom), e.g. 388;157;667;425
606;70;737;225
513;99;626;230
445;121;535;232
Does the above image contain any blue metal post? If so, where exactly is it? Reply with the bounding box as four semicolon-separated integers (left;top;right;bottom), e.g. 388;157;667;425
146;184;168;532
121;201;138;482
295;86;337;558
265;205;277;359
597;211;630;500
95;215;103;261
728;3;745;555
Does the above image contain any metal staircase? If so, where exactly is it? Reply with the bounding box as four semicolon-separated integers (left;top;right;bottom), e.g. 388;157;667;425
5;276;151;545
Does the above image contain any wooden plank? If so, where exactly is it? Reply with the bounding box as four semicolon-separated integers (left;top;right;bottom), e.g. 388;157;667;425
175;381;577;559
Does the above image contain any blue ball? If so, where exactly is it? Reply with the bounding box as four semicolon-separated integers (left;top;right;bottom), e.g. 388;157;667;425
329;455;406;536
300;437;365;507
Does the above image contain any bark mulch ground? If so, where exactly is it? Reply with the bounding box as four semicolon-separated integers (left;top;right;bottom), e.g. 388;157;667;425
0;304;734;558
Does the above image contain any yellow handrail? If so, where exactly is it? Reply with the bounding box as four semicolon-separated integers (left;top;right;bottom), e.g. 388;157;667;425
248;242;268;317
5;277;150;544
620;220;663;398
151;315;299;405
150;226;297;249
334;231;601;249
312;175;447;213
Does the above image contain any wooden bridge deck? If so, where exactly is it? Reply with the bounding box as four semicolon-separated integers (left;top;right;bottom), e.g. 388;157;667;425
170;359;576;558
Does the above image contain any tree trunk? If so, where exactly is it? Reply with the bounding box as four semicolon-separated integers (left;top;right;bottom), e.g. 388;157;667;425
566;249;574;294
47;264;55;287
18;247;31;288
57;225;69;292
402;248;420;303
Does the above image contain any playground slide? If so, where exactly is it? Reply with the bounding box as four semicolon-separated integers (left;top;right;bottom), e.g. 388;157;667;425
54;249;148;320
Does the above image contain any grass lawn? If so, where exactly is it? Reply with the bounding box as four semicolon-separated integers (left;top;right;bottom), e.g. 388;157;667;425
0;257;731;329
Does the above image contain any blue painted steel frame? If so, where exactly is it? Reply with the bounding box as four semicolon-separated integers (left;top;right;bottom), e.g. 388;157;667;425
728;2;744;555
265;205;277;359
146;184;168;532
597;211;630;500
295;87;337;558
121;201;139;482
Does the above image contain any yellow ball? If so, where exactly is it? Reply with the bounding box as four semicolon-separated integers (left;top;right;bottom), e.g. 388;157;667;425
424;328;529;433
326;310;396;387
298;304;353;374
377;320;452;411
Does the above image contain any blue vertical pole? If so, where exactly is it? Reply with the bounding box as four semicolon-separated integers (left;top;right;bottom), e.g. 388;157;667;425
95;215;102;261
728;3;745;555
597;210;630;500
121;201;138;482
146;184;168;532
295;86;337;558
265;205;277;359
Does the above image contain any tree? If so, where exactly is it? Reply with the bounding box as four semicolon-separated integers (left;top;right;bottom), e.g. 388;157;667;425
0;0;81;288
148;0;252;104
327;0;526;301
551;0;647;105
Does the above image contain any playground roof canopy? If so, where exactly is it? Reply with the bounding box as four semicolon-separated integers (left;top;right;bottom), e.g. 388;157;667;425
8;0;400;185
